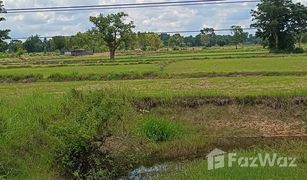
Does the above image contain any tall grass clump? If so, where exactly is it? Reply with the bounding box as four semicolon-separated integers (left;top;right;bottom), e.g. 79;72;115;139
50;89;132;179
0;89;133;179
138;116;184;142
0;94;62;179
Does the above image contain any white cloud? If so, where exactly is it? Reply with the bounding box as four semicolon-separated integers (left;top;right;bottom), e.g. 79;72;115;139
1;0;306;38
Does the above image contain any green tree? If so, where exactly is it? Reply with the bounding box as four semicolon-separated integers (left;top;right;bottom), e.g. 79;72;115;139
290;2;307;48
137;32;163;51
184;36;196;47
160;33;170;47
168;34;186;48
50;36;67;51
0;1;10;49
200;28;215;47
90;12;135;60
230;26;248;49
8;40;22;52
23;35;44;53
251;0;296;52
123;32;138;50
0;41;7;52
42;37;50;53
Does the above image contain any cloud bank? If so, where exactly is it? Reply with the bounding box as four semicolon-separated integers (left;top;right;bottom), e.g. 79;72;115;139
2;0;306;38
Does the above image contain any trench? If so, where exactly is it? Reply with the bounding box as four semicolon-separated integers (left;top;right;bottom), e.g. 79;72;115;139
106;96;307;179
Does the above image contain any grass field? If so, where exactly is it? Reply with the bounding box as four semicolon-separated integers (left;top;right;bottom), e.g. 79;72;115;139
1;76;307;98
1;45;307;179
164;56;307;74
0;63;159;77
160;147;307;179
0;47;307;82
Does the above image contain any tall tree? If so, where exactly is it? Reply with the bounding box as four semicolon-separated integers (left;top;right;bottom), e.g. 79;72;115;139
50;36;67;51
230;26;248;49
137;32;163;51
8;40;23;53
90;12;135;60
290;2;307;48
200;28;215;47
251;0;296;52
23;35;44;53
160;33;170;47
168;34;186;48
0;1;10;50
0;41;7;52
42;37;49;53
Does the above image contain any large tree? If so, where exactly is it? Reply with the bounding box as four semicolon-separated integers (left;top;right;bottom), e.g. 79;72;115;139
160;33;170;47
23;35;44;53
0;1;10;51
50;36;67;51
137;32;163;51
90;12;135;60
251;0;296;52
230;26;248;49
8;40;23;53
290;2;307;48
168;34;186;48
200;28;215;47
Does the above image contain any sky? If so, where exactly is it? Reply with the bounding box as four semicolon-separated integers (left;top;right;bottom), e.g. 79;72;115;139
2;0;307;38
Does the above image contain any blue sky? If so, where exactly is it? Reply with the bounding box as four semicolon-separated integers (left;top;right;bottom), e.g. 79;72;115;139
2;0;307;38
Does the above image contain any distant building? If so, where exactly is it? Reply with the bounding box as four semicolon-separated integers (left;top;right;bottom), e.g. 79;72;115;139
64;49;94;56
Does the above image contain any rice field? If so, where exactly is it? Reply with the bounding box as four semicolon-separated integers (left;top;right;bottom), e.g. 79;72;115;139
1;45;307;179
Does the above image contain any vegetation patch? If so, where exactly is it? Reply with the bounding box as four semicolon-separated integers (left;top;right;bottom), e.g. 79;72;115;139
0;74;43;83
137;116;184;142
47;71;161;82
0;90;135;179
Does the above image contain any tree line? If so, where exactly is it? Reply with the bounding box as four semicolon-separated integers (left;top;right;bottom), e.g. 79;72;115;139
0;0;306;60
0;27;261;54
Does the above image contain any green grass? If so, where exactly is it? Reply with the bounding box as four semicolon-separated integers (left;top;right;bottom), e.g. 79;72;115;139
160;148;307;180
0;52;306;80
0;45;267;62
1;45;307;179
0;76;307;98
164;56;307;74
0;90;135;179
137;116;184;142
0;64;159;77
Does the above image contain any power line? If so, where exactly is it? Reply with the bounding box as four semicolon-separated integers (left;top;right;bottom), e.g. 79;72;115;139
159;28;256;34
5;0;238;11
10;28;257;40
4;0;259;14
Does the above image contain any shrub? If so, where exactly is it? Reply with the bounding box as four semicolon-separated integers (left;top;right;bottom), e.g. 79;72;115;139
0;74;43;83
172;46;180;51
0;89;133;179
50;89;132;179
293;47;304;54
48;71;160;82
137;116;184;142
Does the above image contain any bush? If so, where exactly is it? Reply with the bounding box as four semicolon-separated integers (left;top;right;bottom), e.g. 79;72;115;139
293;47;305;54
48;71;160;82
50;89;132;179
0;74;43;83
172;46;180;51
0;89;133;179
137;116;184;142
